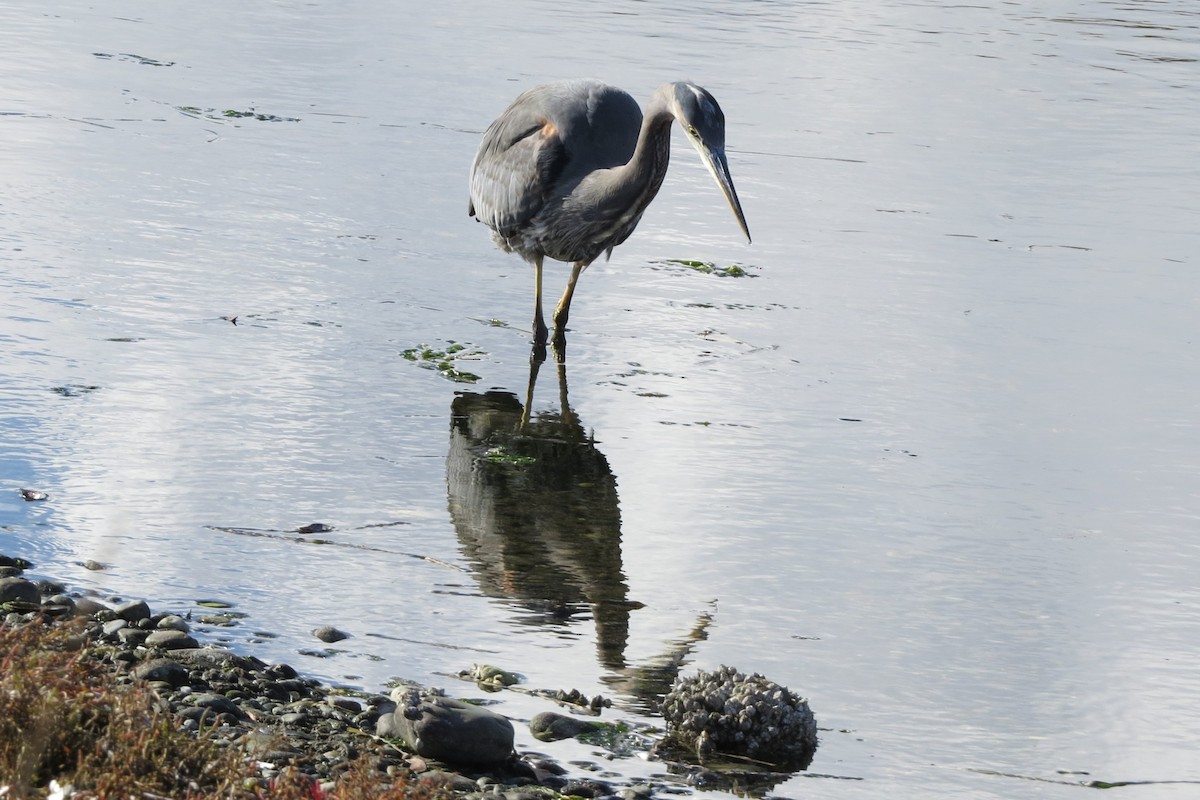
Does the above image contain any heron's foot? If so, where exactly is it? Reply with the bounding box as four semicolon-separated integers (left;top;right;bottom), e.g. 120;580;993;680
552;306;569;332
551;310;569;352
551;327;567;361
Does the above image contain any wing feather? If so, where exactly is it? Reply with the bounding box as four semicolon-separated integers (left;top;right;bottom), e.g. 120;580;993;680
468;81;642;259
469;88;570;238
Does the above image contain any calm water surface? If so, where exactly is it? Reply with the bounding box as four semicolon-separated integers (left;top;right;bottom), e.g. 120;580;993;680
2;1;1199;797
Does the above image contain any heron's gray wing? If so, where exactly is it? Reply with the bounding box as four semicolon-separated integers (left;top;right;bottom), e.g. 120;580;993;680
468;90;571;237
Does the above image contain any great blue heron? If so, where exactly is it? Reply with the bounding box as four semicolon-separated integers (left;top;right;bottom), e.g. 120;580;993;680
469;80;751;346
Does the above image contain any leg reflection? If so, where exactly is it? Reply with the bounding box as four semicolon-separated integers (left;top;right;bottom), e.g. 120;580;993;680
447;357;629;670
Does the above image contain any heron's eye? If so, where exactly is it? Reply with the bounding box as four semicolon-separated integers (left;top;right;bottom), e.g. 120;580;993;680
687;125;699;138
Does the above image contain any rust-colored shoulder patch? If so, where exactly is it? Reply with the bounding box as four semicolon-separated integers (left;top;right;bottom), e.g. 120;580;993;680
539;119;557;139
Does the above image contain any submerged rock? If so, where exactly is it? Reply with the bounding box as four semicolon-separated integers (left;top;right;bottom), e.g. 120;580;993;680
530;710;602;742
661;665;817;769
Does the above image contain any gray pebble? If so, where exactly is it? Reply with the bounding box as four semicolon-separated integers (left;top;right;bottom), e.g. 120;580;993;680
312;625;349;643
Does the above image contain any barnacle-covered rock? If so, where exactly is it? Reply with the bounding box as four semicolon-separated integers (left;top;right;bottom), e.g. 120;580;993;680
661;665;816;769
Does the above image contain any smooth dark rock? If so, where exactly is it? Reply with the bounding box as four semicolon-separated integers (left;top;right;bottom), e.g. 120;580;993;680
145;629;199;650
530;710;603;741
312;625;349;643
176;705;226;725
327;696;362;713
114;598;151;622
0;554;34;570
377;695;514;767
39;602;74;618
0;577;40;604
134;657;190;687
37;580;66;595
102;619;128;636
265;662;298;680
156;614;190;632
192;692;245;718
117;628;149;646
561;779;615;798
418;771;481;793
73;597;111;617
171;648;266;672
58;633;88;651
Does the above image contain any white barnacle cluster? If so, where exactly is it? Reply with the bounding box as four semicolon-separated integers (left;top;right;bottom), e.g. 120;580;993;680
661;665;817;769
400;686;446;720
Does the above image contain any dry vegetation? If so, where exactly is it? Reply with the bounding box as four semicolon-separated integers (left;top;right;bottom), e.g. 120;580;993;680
0;619;437;800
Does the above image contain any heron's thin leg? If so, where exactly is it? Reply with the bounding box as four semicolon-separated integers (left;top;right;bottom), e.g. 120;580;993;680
532;255;549;345
519;355;543;431
553;260;587;333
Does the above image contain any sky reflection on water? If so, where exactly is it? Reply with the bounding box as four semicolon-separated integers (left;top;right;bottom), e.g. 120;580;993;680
2;1;1199;797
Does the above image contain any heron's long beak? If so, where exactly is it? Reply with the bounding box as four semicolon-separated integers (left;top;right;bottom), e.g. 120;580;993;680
694;142;751;244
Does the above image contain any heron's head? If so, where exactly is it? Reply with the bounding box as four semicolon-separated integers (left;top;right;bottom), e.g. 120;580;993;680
670;82;751;243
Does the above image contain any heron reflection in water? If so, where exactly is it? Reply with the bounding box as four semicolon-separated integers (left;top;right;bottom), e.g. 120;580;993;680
447;359;717;707
469;80;751;351
447;357;632;670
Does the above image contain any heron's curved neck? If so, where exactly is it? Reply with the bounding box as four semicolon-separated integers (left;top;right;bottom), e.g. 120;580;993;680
613;86;676;209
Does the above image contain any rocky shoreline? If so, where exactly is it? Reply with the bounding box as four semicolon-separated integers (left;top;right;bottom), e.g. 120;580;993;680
2;553;817;799
0;554;649;798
